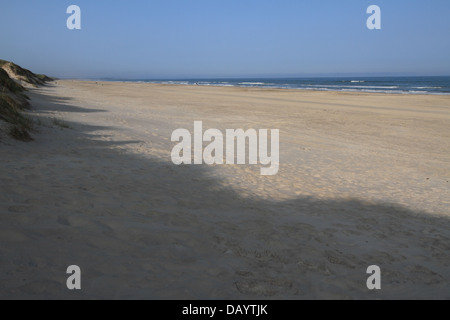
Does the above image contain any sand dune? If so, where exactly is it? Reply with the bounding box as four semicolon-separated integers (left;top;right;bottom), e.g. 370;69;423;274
0;80;449;299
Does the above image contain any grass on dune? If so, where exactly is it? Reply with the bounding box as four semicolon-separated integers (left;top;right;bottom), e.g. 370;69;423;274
0;59;54;141
0;68;25;93
0;93;34;141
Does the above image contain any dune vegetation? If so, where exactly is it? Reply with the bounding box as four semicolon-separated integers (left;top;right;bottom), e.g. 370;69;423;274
0;60;52;141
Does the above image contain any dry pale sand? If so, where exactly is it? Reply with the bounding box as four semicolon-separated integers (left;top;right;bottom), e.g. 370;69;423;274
0;80;449;299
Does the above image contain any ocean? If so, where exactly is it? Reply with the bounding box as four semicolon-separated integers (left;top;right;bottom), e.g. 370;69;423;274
120;76;450;95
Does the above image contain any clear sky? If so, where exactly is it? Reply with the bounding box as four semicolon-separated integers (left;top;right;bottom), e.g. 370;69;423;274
1;0;450;79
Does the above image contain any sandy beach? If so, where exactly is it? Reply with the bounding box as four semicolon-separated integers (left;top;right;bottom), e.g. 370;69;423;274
0;80;449;299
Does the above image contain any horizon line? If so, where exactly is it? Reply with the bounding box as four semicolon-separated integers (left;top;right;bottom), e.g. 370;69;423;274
56;74;450;81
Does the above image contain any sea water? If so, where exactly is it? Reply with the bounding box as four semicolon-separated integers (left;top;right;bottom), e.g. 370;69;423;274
121;76;450;95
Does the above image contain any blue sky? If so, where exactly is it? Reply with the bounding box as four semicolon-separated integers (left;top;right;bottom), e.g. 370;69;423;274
1;0;450;78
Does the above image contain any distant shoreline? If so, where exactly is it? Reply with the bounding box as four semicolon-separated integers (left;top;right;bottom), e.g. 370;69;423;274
57;76;450;96
55;78;450;96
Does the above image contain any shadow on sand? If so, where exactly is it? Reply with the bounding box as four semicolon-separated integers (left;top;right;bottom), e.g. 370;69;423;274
1;87;449;300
